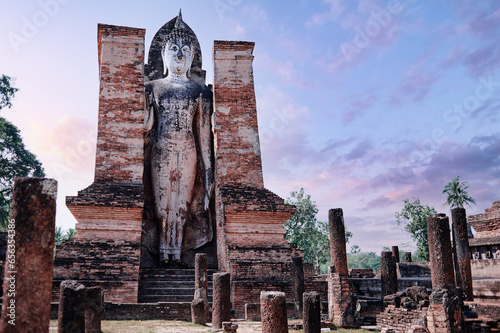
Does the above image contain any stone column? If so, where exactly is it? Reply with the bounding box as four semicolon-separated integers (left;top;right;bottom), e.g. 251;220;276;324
195;253;208;291
328;208;348;276
380;251;397;297
85;286;103;333
58;280;86;333
260;291;288;333
452;208;473;301
391;246;400;263
291;256;305;317
192;253;209;323
427;214;455;289
0;178;57;333
303;292;321;333
327;208;355;327
212;272;231;329
426;214;464;333
404;252;412;262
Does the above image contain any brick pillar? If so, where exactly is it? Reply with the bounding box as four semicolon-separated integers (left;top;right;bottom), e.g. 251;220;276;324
260;291;288;333
392;246;400;263
85;286;103;333
426;213;464;333
212;40;264;189
427;214;455;289
94;24;145;184
0;178;57;333
404;252;412;262
291;256;305;317
380;251;398;297
58;280;86;333
328;208;348;276
303;292;321;333
212;272;231;329
451;208;473;301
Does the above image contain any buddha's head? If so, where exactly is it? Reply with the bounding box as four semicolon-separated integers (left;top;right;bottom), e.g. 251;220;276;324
162;11;194;77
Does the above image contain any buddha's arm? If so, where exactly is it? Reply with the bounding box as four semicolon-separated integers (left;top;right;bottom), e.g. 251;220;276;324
197;89;214;210
144;89;155;132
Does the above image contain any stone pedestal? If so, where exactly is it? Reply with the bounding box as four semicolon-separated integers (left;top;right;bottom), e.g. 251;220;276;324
380;251;398;297
260;291;288;333
212;272;231;329
0;178;57;333
328;269;356;327
451;208;473;301
303;292;321;333
58;280;86;333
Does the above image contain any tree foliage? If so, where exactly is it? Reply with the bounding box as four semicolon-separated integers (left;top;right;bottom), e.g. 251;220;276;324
443;176;476;208
347;249;381;270
0;75;19;110
395;198;436;261
0;75;45;231
55;227;77;246
284;188;351;272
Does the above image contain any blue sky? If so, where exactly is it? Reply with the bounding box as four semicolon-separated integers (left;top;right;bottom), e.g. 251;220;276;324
1;0;499;253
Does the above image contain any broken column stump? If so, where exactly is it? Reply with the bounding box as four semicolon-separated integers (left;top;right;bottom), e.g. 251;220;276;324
291;256;305;318
426;214;464;333
192;253;209;324
58;280;86;333
85;286;103;333
451;207;473;301
212;272;231;329
327;208;356;327
380;251;398;298
391;246;400;263
0;178;57;333
303;292;321;333
404;252;412;262
260;291;288;333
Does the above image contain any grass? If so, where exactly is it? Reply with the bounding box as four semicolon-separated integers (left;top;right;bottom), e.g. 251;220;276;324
49;320;379;332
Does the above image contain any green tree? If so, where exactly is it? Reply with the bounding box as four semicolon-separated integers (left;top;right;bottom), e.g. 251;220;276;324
347;251;381;270
443;176;476;208
55;227;77;246
0;75;19;110
0;75;45;230
395;198;436;261
284;188;352;272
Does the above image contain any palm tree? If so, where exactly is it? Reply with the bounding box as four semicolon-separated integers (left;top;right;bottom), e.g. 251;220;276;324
443;176;476;208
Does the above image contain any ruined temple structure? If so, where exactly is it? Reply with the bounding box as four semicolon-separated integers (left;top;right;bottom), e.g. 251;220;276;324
52;13;304;317
468;201;500;304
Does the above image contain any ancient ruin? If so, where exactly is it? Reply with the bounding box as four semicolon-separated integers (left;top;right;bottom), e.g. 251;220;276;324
0;9;497;333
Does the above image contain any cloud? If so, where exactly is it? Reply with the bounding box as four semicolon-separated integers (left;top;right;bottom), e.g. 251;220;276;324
27;116;96;180
307;0;347;27
464;42;500;78
390;71;440;106
342;95;376;123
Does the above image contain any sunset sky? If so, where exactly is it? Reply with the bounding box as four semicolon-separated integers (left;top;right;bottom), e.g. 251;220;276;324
1;0;499;253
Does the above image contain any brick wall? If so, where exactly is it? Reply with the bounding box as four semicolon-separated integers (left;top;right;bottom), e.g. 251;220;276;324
53;240;140;303
328;273;356;327
213;40;264;188
94;24;145;184
376;306;427;333
468;201;500;239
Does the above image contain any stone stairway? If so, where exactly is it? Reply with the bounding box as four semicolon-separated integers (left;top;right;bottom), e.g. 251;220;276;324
138;267;215;303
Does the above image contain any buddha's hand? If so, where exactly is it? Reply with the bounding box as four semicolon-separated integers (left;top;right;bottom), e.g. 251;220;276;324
204;168;214;210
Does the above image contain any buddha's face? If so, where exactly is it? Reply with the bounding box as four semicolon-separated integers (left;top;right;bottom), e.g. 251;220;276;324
163;38;193;76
